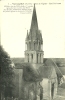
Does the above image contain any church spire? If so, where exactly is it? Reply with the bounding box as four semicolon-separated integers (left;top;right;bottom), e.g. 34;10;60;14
25;4;44;64
30;4;38;32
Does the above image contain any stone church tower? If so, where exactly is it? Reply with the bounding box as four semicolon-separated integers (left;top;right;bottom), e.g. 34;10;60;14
25;4;44;68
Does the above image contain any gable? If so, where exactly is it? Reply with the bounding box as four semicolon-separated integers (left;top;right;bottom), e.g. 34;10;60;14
44;58;63;77
51;67;57;79
38;65;56;79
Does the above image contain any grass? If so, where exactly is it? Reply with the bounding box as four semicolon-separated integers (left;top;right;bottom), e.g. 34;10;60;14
57;87;65;96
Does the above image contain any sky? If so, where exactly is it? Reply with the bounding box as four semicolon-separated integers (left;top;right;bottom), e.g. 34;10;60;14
1;0;65;58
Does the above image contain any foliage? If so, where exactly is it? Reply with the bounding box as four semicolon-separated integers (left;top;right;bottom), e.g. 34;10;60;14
0;45;14;98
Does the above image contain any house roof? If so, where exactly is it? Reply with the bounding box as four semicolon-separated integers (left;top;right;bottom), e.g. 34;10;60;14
11;58;65;75
44;58;63;77
15;63;42;82
59;67;65;75
38;65;55;79
11;58;64;82
14;62;56;82
11;58;65;67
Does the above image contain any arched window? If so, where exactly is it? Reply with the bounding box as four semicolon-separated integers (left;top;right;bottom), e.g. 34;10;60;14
28;54;29;62
40;54;41;63
34;42;35;50
37;54;38;63
29;42;31;50
31;54;33;62
38;41;40;50
39;42;40;50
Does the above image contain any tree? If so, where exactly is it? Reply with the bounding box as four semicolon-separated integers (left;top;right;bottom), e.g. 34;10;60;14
0;45;14;100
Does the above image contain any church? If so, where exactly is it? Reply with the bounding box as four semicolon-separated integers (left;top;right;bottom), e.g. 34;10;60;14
13;4;63;100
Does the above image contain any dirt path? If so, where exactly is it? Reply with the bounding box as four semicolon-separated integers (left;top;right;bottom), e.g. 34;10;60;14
53;95;65;100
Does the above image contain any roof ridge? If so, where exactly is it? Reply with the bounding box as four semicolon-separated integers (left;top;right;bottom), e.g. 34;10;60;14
51;58;63;76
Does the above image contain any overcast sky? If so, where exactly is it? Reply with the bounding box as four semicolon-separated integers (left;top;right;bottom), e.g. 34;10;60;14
1;0;65;58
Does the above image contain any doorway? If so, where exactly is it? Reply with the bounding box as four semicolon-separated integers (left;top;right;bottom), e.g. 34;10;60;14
51;83;54;99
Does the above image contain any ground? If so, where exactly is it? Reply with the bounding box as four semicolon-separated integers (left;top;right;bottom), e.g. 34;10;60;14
53;95;65;100
53;87;65;100
52;79;65;100
43;86;65;100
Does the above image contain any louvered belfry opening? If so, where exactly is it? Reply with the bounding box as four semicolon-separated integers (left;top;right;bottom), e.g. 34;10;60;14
25;4;43;64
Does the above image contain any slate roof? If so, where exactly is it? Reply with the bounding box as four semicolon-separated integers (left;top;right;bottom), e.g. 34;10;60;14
38;65;55;79
44;58;63;77
11;58;65;81
25;4;43;42
14;62;57;82
59;67;65;75
14;63;41;82
30;4;38;32
11;58;65;68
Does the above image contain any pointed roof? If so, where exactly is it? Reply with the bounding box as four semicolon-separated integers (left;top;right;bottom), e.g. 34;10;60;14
26;4;43;41
28;4;39;40
25;4;43;42
30;4;38;31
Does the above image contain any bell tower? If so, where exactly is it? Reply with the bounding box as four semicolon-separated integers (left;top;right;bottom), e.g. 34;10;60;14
25;4;44;65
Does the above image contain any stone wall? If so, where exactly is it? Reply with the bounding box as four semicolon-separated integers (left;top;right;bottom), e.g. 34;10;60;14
13;68;23;98
40;78;50;99
13;68;43;100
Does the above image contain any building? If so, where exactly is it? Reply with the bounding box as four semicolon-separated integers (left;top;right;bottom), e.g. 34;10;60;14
25;4;43;68
13;4;63;100
24;4;58;99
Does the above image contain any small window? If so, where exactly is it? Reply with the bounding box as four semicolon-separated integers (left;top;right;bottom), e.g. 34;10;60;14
28;54;29;62
29;42;31;50
39;42;40;49
34;42;35;50
38;41;40;50
37;54;38;63
40;54;41;63
32;54;33;59
31;54;33;62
